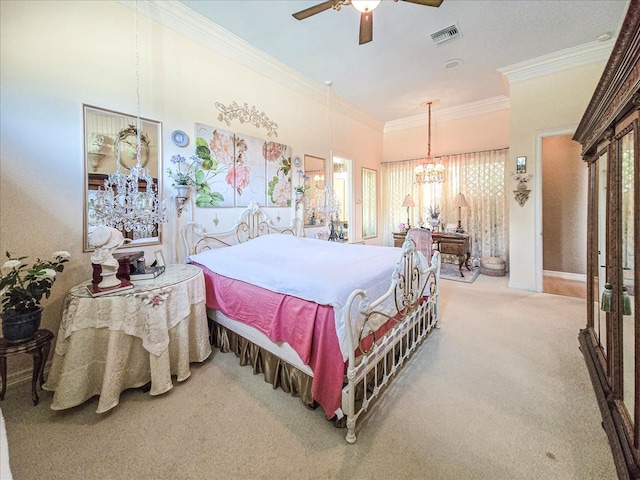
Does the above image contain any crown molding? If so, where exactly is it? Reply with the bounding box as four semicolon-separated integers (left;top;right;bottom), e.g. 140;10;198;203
384;96;510;133
117;0;383;131
498;40;614;85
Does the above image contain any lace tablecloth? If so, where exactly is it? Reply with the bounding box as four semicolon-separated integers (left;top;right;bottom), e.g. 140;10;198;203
44;264;212;413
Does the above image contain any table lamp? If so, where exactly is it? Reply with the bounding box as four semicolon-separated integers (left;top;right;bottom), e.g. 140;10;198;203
402;194;415;229
454;192;468;233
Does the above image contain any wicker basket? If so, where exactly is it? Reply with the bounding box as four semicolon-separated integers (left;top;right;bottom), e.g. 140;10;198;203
480;257;506;276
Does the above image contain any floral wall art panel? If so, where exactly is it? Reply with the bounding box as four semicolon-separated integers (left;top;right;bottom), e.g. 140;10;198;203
194;123;235;207
194;122;292;208
235;133;267;207
264;141;292;207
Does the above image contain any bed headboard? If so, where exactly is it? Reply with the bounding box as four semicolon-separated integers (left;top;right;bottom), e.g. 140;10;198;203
181;201;302;256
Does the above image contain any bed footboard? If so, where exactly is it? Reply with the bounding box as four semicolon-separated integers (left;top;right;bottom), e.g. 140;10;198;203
342;234;441;444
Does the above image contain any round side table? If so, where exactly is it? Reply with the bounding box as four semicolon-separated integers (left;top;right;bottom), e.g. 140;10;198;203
0;329;54;406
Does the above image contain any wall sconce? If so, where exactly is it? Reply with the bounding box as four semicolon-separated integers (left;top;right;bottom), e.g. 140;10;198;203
176;196;189;217
87;133;107;172
174;186;190;217
512;172;533;207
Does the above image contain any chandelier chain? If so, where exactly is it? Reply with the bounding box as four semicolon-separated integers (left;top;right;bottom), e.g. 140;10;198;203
90;0;167;239
415;101;444;184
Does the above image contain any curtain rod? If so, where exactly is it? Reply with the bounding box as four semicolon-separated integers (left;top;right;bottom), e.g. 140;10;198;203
381;147;509;165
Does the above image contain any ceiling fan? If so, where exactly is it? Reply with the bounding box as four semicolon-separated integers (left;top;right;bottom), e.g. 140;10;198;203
292;0;443;45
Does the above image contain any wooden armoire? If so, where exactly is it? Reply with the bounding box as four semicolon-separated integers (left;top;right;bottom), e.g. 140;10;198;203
573;0;639;478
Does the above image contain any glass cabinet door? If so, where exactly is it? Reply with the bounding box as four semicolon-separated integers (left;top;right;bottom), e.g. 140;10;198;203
592;150;609;358
619;127;636;429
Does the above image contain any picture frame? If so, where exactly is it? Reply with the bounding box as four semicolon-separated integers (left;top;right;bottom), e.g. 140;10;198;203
516;156;527;174
154;250;165;268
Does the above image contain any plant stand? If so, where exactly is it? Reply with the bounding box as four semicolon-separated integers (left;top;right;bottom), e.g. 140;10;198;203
0;329;54;405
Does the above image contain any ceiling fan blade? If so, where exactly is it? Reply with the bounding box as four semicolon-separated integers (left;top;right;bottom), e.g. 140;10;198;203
400;0;444;7
292;1;337;20
359;11;373;45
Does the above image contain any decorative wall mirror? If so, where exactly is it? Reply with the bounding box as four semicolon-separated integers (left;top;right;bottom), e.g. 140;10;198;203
333;156;352;241
83;104;163;251
362;167;377;239
303;154;326;226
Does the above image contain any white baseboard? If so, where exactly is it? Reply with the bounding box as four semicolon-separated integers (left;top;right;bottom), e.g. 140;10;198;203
508;281;535;291
543;270;587;282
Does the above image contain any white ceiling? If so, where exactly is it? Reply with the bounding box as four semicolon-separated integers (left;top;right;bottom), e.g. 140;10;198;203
176;0;630;123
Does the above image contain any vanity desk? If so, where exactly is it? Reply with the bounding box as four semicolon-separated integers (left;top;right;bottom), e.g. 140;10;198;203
392;231;407;248
431;232;471;277
44;264;211;412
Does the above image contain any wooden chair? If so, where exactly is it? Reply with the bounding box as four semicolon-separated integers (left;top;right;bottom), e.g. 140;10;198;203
407;228;433;264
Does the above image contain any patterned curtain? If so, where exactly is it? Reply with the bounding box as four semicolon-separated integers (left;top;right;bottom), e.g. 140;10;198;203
381;148;508;265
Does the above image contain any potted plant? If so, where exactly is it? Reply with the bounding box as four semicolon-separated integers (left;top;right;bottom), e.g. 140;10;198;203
427;205;441;228
512;172;533;190
0;250;69;343
294;169;309;201
167;154;198;197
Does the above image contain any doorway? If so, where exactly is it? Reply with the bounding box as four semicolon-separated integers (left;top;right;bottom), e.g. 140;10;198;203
537;131;587;298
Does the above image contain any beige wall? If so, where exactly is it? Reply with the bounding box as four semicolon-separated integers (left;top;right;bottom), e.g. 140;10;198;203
542;135;587;276
507;61;606;290
383;109;510;161
0;1;382;367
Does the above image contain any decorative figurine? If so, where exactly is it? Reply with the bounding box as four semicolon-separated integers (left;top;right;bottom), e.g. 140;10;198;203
90;226;125;289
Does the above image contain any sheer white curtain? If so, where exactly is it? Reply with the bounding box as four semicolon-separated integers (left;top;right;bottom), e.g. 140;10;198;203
381;148;508;265
380;158;424;241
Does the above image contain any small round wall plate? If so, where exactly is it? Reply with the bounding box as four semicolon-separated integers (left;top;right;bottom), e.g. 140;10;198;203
293;156;302;167
172;130;189;148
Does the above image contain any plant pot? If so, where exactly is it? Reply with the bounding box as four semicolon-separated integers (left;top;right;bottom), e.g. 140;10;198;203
295;191;304;201
2;307;42;343
175;185;190;198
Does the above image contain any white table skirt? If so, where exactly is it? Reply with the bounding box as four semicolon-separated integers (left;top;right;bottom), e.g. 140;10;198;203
43;265;211;412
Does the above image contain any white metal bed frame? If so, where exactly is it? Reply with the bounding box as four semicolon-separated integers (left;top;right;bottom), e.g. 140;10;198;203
181;201;441;443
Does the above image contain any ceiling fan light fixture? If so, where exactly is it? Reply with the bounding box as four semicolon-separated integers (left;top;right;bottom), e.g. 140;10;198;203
351;0;382;13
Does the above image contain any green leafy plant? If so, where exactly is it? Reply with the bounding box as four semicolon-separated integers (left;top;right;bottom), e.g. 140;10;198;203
193;138;226;207
0;251;70;317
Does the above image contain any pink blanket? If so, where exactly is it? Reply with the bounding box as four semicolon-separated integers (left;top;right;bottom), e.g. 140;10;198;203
196;264;345;418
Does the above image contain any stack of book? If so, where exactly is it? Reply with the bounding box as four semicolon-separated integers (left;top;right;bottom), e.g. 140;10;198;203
130;265;165;281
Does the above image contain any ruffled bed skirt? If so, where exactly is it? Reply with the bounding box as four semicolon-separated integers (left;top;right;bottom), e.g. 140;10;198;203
209;319;318;410
209;316;428;427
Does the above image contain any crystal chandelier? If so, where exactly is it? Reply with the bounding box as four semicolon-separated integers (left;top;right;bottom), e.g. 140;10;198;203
415;101;445;184
317;186;340;241
91;2;166;239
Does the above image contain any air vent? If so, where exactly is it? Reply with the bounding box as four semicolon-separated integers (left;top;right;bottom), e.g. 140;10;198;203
431;24;461;45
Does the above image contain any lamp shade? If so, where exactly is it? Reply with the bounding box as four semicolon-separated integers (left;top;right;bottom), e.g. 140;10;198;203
454;193;468;208
402;194;415;208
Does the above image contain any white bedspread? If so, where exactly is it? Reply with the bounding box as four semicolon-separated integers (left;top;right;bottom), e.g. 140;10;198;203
189;235;415;359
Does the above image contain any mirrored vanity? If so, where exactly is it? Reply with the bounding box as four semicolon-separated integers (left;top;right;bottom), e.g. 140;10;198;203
573;2;639;477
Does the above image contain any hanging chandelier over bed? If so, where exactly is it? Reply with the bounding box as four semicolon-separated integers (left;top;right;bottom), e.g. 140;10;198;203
92;1;166;238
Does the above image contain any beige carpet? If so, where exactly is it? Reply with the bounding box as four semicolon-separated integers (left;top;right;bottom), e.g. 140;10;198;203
1;274;616;480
